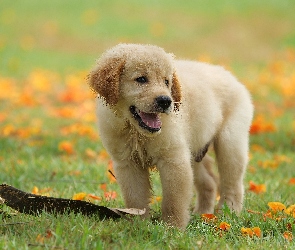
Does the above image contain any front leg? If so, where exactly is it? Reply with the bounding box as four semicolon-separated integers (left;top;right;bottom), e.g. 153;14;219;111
157;154;193;229
113;161;151;216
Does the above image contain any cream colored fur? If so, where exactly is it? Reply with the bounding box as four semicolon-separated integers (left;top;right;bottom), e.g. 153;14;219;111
88;44;253;229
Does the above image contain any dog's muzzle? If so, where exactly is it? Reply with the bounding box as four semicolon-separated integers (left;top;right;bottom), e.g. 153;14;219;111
130;95;172;133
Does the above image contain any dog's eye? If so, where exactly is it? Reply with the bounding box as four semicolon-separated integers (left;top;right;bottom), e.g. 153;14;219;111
165;79;169;86
135;76;148;84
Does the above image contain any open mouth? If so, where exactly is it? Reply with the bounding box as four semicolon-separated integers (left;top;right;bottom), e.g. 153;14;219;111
129;106;162;133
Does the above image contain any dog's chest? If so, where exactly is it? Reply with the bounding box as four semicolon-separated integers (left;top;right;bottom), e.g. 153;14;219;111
120;125;153;168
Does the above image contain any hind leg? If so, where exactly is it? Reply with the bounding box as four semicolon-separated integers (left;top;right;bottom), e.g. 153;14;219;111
193;155;218;214
214;123;250;213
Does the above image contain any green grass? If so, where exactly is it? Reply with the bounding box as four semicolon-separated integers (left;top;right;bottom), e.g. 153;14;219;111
1;0;295;249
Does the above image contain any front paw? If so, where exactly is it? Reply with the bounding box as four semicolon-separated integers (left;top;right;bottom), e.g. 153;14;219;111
217;194;243;214
162;205;190;230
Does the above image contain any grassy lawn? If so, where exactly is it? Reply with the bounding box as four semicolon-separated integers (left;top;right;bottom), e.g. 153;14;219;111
1;0;295;249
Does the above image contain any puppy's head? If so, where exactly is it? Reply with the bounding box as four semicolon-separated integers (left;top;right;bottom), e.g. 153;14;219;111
88;43;181;135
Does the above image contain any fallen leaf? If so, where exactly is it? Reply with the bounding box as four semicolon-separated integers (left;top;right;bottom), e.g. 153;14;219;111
251;144;266;153
268;202;286;212
283;231;293;241
252;227;262;237
32;186;39;195
250;115;276;134
110;208;146;216
100;183;107;192
104;191;117;201
0;184;124;220
87;194;102;201
36;234;45;244
241;227;261;238
219;222;231;231
288;178;295;185
85;148;97;159
58;141;75;155
249;181;266;194
263;210;273;220
285;205;295;217
72;192;87;200
201;213;217;222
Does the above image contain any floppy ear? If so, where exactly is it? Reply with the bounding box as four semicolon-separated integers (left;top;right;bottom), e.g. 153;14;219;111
171;72;181;111
88;57;125;105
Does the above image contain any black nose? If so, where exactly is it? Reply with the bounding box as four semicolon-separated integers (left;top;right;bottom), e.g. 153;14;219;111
155;95;172;112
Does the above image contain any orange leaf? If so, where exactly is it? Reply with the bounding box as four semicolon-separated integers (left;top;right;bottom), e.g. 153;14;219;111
100;183;107;192
263;210;273;220
36;234;45;243
87;194;102;201
250;115;276;134
252;227;262;237
251;144;266;153
150;196;162;204
2;124;15;136
53;107;76;118
249;181;266;194
32;186;39;194
85;148;97;159
202;213;217;222
241;227;253;237
58;141;75;154
274;154;291;163
98;149;109;161
268;202;286;212
45;229;53;239
72;192;87;200
258;159;279;169
31;186;52;196
285;205;295;217
283;231;293;241
104;191;117;201
288;178;295;185
247;209;262;215
155;196;162;202
36;229;54;243
58;88;81;103
241;227;261;238
219;222;231;231
18;91;38;106
0;113;7;122
60;123;96;138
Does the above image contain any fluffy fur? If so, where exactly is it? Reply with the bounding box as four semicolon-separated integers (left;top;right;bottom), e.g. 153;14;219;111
88;44;253;229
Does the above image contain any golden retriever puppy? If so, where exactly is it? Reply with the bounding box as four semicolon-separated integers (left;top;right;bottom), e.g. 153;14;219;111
88;44;253;229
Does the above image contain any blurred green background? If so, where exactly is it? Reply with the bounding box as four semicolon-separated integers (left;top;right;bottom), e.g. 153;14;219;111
1;2;295;248
1;0;295;77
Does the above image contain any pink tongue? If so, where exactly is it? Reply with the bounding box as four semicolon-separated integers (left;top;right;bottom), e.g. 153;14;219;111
139;112;162;129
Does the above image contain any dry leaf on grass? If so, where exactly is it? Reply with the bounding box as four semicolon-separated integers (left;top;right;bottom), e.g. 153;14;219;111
0;184;145;220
